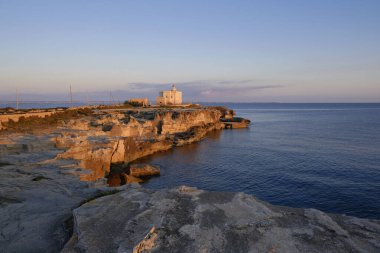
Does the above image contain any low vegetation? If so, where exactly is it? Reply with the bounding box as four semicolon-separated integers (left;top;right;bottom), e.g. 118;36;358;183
1;108;93;132
94;103;135;109
123;100;144;107
0;107;67;115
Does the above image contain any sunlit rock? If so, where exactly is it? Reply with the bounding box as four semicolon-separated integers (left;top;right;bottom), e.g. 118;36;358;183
129;164;160;177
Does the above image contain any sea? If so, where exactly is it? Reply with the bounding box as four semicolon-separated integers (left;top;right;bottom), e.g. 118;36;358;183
136;103;380;219
3;102;380;219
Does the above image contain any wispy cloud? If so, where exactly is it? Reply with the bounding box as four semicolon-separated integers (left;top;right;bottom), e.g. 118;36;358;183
128;79;280;89
126;80;286;101
0;80;287;103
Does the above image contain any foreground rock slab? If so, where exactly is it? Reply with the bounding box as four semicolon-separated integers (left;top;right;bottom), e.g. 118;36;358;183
0;134;115;253
63;186;380;253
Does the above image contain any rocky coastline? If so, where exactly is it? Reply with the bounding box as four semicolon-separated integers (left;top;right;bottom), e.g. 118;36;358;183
0;106;379;252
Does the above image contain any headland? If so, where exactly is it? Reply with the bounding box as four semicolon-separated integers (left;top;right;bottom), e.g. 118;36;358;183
0;105;379;253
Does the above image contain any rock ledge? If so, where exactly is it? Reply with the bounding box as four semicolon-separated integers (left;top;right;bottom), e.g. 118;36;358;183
63;186;380;253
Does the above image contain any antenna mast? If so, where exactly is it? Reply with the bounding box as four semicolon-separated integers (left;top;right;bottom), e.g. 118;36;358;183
70;85;73;105
109;90;115;105
16;88;19;110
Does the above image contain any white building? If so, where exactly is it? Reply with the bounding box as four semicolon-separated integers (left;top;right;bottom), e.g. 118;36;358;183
156;85;182;105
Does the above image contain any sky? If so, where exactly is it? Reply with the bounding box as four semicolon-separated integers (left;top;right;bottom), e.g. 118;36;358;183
0;0;379;102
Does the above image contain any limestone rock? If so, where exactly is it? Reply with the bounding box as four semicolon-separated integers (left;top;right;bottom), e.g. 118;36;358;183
121;173;143;184
129;164;160;177
0;107;243;253
133;227;158;253
63;186;380;253
0;134;114;253
54;108;224;181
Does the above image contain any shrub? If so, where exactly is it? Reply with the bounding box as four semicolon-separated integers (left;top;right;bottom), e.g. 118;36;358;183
124;101;143;107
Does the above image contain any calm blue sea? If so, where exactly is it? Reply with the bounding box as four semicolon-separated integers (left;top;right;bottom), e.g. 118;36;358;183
137;103;380;219
5;102;379;218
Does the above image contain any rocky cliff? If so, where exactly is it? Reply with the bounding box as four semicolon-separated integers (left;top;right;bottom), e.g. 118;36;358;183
0;107;225;252
55;108;224;181
1;107;379;253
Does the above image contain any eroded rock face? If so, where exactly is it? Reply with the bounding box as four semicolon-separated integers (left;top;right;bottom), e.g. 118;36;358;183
55;108;224;181
0;134;113;253
63;186;380;253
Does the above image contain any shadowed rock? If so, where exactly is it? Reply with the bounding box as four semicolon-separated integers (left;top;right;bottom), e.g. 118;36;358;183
122;173;143;184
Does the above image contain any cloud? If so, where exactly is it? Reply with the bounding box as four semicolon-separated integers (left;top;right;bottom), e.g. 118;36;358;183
126;80;286;101
0;80;286;103
128;79;279;89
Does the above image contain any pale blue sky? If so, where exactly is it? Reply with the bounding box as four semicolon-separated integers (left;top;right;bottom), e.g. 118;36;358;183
0;0;379;102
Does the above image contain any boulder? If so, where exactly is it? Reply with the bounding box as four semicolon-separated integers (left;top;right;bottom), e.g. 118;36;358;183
129;164;160;177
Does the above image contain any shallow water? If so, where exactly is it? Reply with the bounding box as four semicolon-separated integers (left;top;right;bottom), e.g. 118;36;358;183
138;103;380;219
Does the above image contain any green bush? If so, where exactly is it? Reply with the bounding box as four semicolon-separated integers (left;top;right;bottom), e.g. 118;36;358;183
124;101;143;107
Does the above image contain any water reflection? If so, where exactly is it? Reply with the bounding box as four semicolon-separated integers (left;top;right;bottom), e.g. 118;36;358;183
107;130;223;187
134;130;224;187
136;105;380;219
136;130;222;165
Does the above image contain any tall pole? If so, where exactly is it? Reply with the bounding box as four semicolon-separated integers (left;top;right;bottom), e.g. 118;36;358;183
109;90;115;105
70;85;73;105
16;88;19;110
110;91;115;104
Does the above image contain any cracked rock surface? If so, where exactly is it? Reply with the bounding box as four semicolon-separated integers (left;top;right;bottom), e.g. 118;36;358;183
0;134;112;253
63;185;380;253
